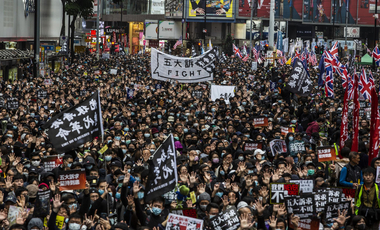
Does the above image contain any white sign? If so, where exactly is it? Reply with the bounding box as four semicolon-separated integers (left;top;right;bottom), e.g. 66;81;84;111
289;180;314;193
166;213;203;230
252;62;257;71
376;166;380;184
344;27;360;38
151;0;165;14
151;48;216;83
145;20;158;40
211;85;235;104
110;69;117;75
158;21;181;39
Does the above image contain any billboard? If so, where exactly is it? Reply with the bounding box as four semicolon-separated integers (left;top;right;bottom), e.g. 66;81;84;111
187;0;235;19
145;20;158;40
165;0;183;17
358;0;380;25
152;0;165;14
158;21;182;39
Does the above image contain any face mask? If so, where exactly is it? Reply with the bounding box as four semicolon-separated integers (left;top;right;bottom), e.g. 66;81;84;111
137;191;144;199
107;140;112;144
274;136;281;139
211;108;216;112
216;192;223;198
157;115;162;119
144;133;151;138
242;102;247;106
150;149;155;154
289;136;294;141
248;170;254;174
357;224;365;230
122;149;127;154
129;148;134;153
201;128;207;132
65;218;69;223
41;142;45;145
238;156;244;161
108;192;113;196
24;163;30;168
98;189;104;195
174;136;179;141
221;152;225;158
305;161;312;165
123;127;129;132
220;170;225;176
151;207;162;216
194;156;199;161
105;156;112;162
232;138;238;143
245;134;250;138
262;156;265;160
135;177;141;182
115;136;121;141
69;223;81;230
86;165;93;170
291;120;297;124
210;215;216;219
31;160;40;167
200;204;208;211
255;181;259;186
23;172;29;178
126;154;131;158
194;123;199;127
68;203;77;210
126;140;131;145
213;158;219;164
67;163;72;168
307;169;315;176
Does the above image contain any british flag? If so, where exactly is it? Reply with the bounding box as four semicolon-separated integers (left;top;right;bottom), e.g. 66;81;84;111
329;41;339;58
359;68;372;102
372;46;380;66
367;47;372;56
292;49;301;64
277;50;285;65
336;63;349;89
233;44;242;59
325;65;334;97
368;70;375;88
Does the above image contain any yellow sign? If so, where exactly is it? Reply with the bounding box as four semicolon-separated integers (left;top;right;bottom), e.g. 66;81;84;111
99;145;108;154
190;191;197;204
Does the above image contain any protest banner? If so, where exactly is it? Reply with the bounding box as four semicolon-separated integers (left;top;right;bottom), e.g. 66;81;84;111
285;59;313;96
33;190;51;217
314;192;328;214
99;145;108;154
270;183;299;204
252;62;257;71
44;91;103;153
192;90;203;99
7;98;19;110
289;180;314;193
290;219;320;230
43;79;53;85
171;208;197;218
253;117;268;127
58;169;86;191
166;213;203;230
110;69;118;75
341;187;356;199
211;85;235;104
285;193;315;219
37;90;48;99
269;139;287;156
151;48;217;83
281;126;294;136
42;155;63;171
145;134;178;202
210;208;240;230
317;146;337;162
243;142;263;151
289;140;306;156
325;202;351;225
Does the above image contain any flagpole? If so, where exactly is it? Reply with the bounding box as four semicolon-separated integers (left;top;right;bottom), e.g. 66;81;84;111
249;0;253;58
151;133;172;158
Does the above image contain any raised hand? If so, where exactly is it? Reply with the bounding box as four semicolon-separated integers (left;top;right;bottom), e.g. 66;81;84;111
254;199;268;216
290;214;300;229
52;194;64;212
123;172;130;186
133;181;142;197
333;209;350;227
232;183;239;193
239;213;254;229
197;183;206;194
189;172;197;184
269;215;277;229
277;204;287;216
259;186;269;198
221;195;229;207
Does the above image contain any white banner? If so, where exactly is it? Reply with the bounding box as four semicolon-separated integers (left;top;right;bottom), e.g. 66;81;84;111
211;85;235;104
110;69;117;75
252;62;257;71
151;48;216;83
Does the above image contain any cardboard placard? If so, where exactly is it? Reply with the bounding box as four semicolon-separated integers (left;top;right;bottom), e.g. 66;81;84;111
253;117;268;127
110;69;117;75
58;169;86;191
285;194;315;219
243;142;263;151
43;79;53;85
192;90;203;99
43;155;63;171
6;98;19;110
289;180;314;194
37;90;48;99
166;213;203;230
269;139;288;156
281;126;294;136
171;208;197;218
210;208;240;230
317;146;337;162
270;183;300;204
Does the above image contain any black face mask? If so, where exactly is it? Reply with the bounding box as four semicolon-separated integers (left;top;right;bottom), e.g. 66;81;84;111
232;138;238;143
357;224;365;230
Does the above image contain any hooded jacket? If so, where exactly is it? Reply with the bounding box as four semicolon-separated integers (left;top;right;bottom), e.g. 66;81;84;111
306;121;319;137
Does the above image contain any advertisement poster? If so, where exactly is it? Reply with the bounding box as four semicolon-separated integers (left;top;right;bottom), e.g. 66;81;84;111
145;20;158;40
58;169;86;191
330;0;356;24
188;0;235;18
358;0;380;25
301;0;332;22
166;0;183;17
283;0;302;20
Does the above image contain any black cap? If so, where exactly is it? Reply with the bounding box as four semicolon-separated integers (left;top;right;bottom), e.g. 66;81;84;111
110;160;122;168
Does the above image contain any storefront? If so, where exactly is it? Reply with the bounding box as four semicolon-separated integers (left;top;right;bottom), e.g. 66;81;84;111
129;22;144;54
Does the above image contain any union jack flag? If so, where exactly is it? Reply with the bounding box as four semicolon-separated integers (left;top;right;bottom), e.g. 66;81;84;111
372;46;380;66
233;44;242;59
359;68;372;102
329;41;339;58
253;45;260;61
367;47;372;56
292;50;300;64
368;70;375;88
242;45;248;56
325;65;334;97
336;63;348;89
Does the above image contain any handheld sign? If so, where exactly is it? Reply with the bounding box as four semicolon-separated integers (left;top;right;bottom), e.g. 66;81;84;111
317;146;337;162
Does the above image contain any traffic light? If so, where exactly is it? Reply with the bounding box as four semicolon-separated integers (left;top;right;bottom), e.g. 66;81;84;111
198;40;202;47
320;45;324;54
100;42;103;50
315;45;318;53
264;44;269;51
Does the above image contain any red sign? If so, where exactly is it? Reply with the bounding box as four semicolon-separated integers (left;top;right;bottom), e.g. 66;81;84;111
317;146;337;162
244;142;263;151
281;127;294;136
58;169;86;191
43;155;63;171
253;117;268;127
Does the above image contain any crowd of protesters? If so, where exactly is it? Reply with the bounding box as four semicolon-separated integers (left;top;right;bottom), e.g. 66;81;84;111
0;52;378;230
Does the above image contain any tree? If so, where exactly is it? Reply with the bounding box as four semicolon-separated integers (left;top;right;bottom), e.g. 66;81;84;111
222;34;234;56
65;0;94;62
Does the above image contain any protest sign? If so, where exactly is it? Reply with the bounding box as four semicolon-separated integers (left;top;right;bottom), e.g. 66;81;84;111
0;98;5;108
243;142;263;151
6;98;19;110
285;59;313;96
289;180;314;193
289;140;306;156
79;90;88;96
151;48;217;83
171;208;197;218
210;208;240;230
211;85;235;104
43;155;63;171
325;202;351;225
376;166;380;183
33;190;51;217
252;62;257;70
291;219;319;230
281;126;294;136
99;145;108;154
110;69;117;75
314;192;328;214
317;146;337;162
145;134;178;203
248;74;254;80
44;91;103;153
327;188;343;203
285;194;315;219
37;90;48;99
166;213;203;230
8;206;29;226
43;79;53;85
253;117;268;127
270;183;299;204
225;71;232;76
192;90;203;99
340;187;356;199
44;215;65;228
269;139;287;156
58;169;86;191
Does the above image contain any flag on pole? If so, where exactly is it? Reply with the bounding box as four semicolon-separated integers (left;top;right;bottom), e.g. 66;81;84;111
359;68;372;102
201;46;205;54
372;46;380;66
242;55;249;62
368;86;380;165
351;73;360;152
233;44;243;59
173;36;182;50
329;41;339;58
208;39;213;50
339;88;349;158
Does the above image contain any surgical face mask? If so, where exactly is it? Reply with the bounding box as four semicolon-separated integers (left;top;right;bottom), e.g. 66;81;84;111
211;108;216;112
238;156;244;161
242;102;247;106
262;156;265;160
24;163;31;168
68;203;77;210
126;140;131;145
184;128;188;133
107;140;112;144
137;191;144;199
144;133;151;138
194;156;199;161
305;161;312;165
98;189;104;195
307;169;315;176
194;123;199;127
291;120;297;124
248;170;254;174
209;215;216;219
122;149;127;154
174;136;179;141
157;115;162;119
289;136;294;141
213;158;219;164
31;160;40;167
150;149;155;154
220;170;225;176
68;223;81;230
215;192;223;198
245;134;250;138
124;128;129;132
67;163;72;168
115;136;121;141
200;204;207;211
135;176;141;182
151;207;162;216
86;165;93;170
105;156;112;162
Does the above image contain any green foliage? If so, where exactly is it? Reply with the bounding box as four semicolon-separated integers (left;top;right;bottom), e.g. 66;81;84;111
223;34;234;56
65;0;94;19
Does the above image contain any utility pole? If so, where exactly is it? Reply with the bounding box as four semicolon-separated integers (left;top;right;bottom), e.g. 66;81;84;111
33;0;40;79
268;0;275;47
345;0;349;45
249;0;253;58
182;0;185;56
203;0;206;48
374;0;378;67
96;0;100;59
